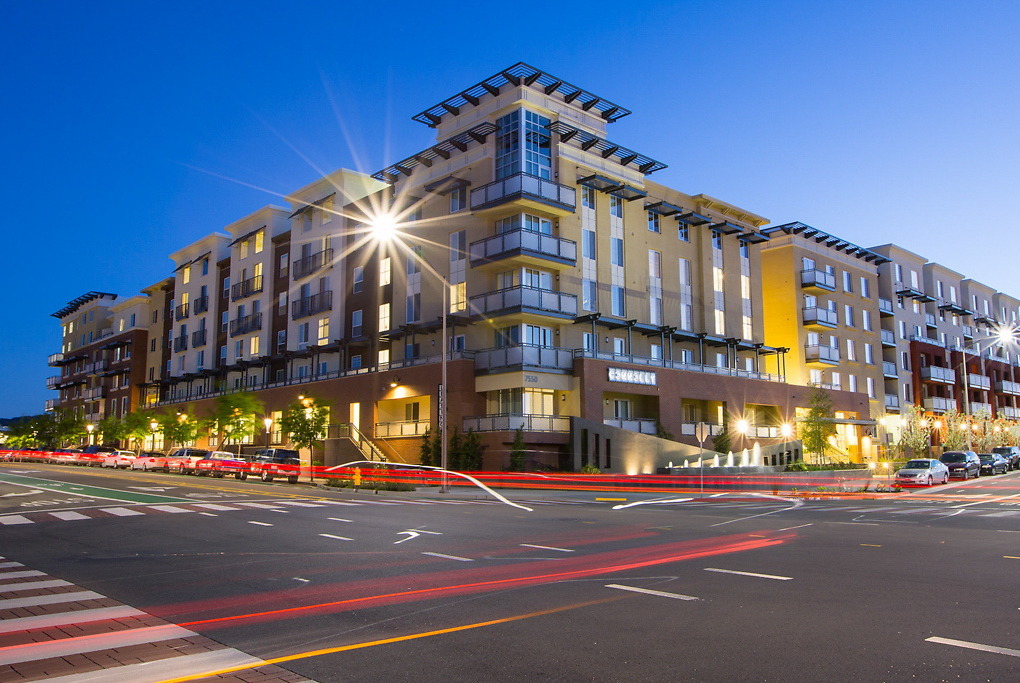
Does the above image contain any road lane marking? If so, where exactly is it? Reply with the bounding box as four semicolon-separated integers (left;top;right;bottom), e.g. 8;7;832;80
49;511;90;521
317;500;363;506
980;511;1020;517
0;570;46;582
0;605;145;634
926;636;1020;658
0;590;104;609
778;523;813;531
704;568;792;581
248;521;273;527
148;505;191;513
952;492;1020;509
605;584;699;600
1004;556;1020;560
520;543;574;552
421;552;473;562
0;579;71;592
860;544;882;547
101;507;145;516
193;503;240;511
320;533;353;541
352;500;401;506
0;561;23;569
0;622;197;666
237;502;285;509
277;501;325;507
328;517;353;522
0;473;193;503
199;512;218;517
409;529;442;535
0;516;33;525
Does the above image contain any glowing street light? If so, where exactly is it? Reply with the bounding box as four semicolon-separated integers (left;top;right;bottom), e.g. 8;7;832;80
263;417;274;448
149;420;159;450
85;423;95;446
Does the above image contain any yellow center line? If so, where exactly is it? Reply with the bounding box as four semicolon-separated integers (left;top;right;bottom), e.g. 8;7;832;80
1004;556;1020;560
595;497;627;502
154;597;620;683
860;544;882;547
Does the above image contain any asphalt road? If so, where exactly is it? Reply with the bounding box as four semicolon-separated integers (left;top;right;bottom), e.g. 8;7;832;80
2;462;1020;682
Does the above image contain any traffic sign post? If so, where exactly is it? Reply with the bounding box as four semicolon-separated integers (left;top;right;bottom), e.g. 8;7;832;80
695;422;709;495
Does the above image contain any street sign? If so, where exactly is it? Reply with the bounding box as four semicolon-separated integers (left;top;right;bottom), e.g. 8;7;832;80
695;422;709;443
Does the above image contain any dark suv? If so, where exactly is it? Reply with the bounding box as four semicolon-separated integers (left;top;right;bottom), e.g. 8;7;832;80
940;451;981;480
991;446;1020;471
248;448;301;484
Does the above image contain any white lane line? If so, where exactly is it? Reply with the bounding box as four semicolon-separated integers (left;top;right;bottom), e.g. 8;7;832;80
276;501;325;507
50;511;90;521
316;500;363;506
269;509;290;513
0;605;145;635
0;561;23;569
0;590;105;609
380;499;434;505
421;552;473;562
351;500;401;506
0;516;33;525
38;646;266;683
828;521;879;526
778;523;813;531
147;505;191;513
319;533;353;541
952;492;1020;509
199;512;218;517
0;579;72;592
980;511;1020;517
328;517;353;522
193;503;240;511
520;543;574;553
606;584;700;601
248;521;273;527
890;507;941;514
101;507;145;517
237;502;285;509
704;568;793;581
926;636;1020;658
409;529;443;535
0;570;46;582
0;623;196;666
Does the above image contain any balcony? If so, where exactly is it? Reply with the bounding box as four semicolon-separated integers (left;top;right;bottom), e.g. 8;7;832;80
1000;406;1020;419
292;291;333;319
174;303;190;321
48;353;64;366
46;376;61;390
603;418;658;435
996;380;1020;396
473;345;574;373
469;172;577;216
192;328;208;348
800;269;836;291
923;396;957;413
374;420;430;438
883;361;898;378
572;349;783;383
970;401;993;415
84;360;109;374
885;394;901;411
231;275;264;301
962;325;973;339
192;296;210;315
462;413;570;433
804;344;840;365
44;398;60;411
469;229;577;270
469;286;577;319
293;248;334;280
802;307;838;329
925;313;937;327
967;373;991;390
173;335;188;353
83;387;106;400
909;334;944;348
878;298;894;315
679;422;725;437
229;312;263;337
880;329;896;346
920;366;955;383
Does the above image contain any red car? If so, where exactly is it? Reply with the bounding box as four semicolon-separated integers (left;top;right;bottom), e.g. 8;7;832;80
195;451;249;480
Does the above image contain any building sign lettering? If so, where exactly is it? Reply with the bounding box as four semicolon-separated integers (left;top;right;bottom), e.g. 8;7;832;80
607;367;657;385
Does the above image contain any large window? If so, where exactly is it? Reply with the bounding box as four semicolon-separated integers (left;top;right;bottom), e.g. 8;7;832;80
495;109;552;180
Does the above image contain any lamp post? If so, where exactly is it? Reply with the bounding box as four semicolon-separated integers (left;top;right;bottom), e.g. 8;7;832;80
263;417;273;448
86;423;95;446
149;420;158;451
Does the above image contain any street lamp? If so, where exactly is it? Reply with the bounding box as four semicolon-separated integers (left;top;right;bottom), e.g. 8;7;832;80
85;423;95;446
149;420;159;451
263;417;273;447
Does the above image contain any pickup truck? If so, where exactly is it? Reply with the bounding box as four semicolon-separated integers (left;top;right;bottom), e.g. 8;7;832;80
194;451;249;479
248;448;301;484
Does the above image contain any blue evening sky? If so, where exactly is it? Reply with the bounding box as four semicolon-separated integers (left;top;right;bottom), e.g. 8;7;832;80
2;0;1018;417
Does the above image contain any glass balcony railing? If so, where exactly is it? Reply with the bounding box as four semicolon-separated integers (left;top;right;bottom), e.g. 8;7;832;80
884;394;901;410
293;248;334;280
469;229;576;267
462;413;570;433
470;172;576;212
880;329;896;345
967;373;991;390
603;418;658;434
923;396;957;412
473;344;574;373
469;286;577;318
191;328;208;348
920;366;955;383
802;307;838;327
996;380;1020;396
878;298;894;315
883;361;898;377
800;269;836;290
804;344;840;364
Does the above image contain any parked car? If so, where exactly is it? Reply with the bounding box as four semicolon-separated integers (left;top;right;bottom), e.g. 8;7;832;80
101;451;137;469
247;448;301;484
991;446;1020;471
195;451;249;479
51;449;82;465
894;458;950;486
978;453;1009;475
77;445;117;466
130;451;168;471
165;448;210;474
940;451;981;479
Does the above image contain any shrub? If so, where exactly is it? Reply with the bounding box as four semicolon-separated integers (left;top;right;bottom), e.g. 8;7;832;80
580;464;602;474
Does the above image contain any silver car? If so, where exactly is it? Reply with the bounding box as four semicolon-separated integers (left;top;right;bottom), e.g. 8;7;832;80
895;458;950;486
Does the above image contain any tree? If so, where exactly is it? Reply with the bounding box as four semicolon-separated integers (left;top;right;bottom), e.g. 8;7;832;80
279;397;330;454
509;427;526;472
4;416;44;449
801;385;837;462
155;409;201;450
447;426;463;471
939;409;968;451
31;413;84;449
96;415;128;447
462;429;483;470
210;392;264;449
712;414;731;455
123;411;158;452
418;427;435;467
896;404;931;458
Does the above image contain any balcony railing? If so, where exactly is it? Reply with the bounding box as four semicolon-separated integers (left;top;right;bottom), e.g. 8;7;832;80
804;344;840;364
231;275;264;301
469;229;577;267
470;172;577;213
173;336;188;353
374;420;431;438
923;396;957;412
48;353;64;366
1000;406;1020;419
920;365;955;383
44;398;60;411
84;387;106;400
192;328;208;348
462;413;570;433
174;303;190;321
603;418;658;435
679;422;725;437
909;334;944;348
800;269;836;291
229;312;263;337
572;348;783;383
85;360;109;374
292;291;333;319
970;402;993;415
45;376;61;390
996;380;1020;396
924;313;937;327
293;248;334;280
967;373;991;390
473;345;574;373
878;298;894;315
192;296;209;315
885;394;901;410
802;307;838;327
880;329;896;345
883;361;898;378
469;285;577;318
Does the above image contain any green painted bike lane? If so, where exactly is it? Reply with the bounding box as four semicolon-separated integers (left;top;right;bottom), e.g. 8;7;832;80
0;472;193;504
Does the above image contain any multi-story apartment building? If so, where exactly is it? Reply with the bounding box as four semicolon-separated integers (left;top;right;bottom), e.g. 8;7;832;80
139;278;173;408
759;222;887;459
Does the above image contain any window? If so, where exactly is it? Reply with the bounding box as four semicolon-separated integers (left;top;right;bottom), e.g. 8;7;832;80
846;339;856;361
864;343;874;364
843;271;853;293
844;304;854;327
613;338;626;355
221;311;229;333
250;335;259;356
583;332;595;351
582;279;597;312
449;186;466;212
611;285;625;316
378;303;391;331
182;266;191;285
351;310;363;337
610;237;624;266
406;293;421;322
609;195;623;218
353;266;364;293
317;318;329;344
848;374;857;393
239;239;249;259
379;258;391;286
647;212;660;233
494;109;551;179
860;276;870;298
678;223;689;242
582;186;595;209
278;292;287;315
298;322;309;345
901;351;910;371
277;330;286;352
350;354;362;370
406;249;421;276
201;258;209;276
862;309;872;331
254;229;264;253
234;340;243;359
866;377;876;398
582;230;596;259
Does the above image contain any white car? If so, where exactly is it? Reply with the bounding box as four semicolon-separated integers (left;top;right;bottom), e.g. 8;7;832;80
101;451;137;469
894;458;950;486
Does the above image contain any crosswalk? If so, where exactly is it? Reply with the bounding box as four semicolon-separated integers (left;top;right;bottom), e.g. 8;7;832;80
0;558;310;682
